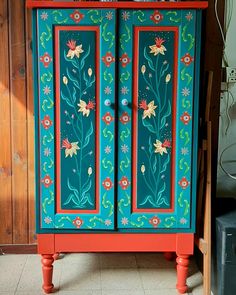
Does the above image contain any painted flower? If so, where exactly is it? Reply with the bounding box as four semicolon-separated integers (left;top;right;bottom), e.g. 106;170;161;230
70;10;84;23
153;139;170;155
44;147;51;157
73;217;83;228
62;138;80;158
149;37;166;56
119;53;130;68
104;86;112;95
105;219;112;226
102;177;113;190
141;65;146;74
106;11;113;20
63;76;68;85
181;147;189;155
121;217;129;226
180;112;191;125
102;112;114;125
43;85;51;95
181;53;194;66
41;115;52;129
121;11;130;21
119;112;130;125
178;177;190;189
141;164;145;175
41;175;53;188
185;12;193;22
181;87;190;97
88;167;92;176
104;145;112;154
149;216;161;228
102;52;115;67
121;144;129;154
139;100;157;119
119;176;130;190
40;11;48;21
121;86;129;95
88;68;93;77
78;100;95;117
44;216;52;224
40;52;52;68
150;10;163;24
66;40;84;59
165;74;171;83
180;217;187;225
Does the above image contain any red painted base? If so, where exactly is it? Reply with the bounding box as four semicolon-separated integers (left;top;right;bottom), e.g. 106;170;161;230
38;233;193;294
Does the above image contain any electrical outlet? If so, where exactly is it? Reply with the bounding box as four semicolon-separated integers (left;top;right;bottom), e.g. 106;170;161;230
225;67;236;83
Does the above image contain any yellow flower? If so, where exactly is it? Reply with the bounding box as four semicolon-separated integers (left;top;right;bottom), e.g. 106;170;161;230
88;167;92;176
88;68;92;77
77;99;95;117
63;76;68;85
139;100;157;119
141;65;146;74
141;164;145;174
153;140;167;155
62;138;80;158
149;37;166;56
66;40;84;59
165;74;171;83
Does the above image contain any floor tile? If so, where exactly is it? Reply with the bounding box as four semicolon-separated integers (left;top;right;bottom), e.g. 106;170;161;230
0;254;28;292
100;253;137;269
145;289;179;295
103;290;145;295
101;268;143;290
136;253;176;269
61;253;100;267
59;291;102;295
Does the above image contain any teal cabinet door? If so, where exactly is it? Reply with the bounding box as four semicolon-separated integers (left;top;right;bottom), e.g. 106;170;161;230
35;9;116;230
117;9;199;230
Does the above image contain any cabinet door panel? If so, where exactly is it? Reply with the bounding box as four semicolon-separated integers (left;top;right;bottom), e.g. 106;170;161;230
117;9;197;230
36;9;116;230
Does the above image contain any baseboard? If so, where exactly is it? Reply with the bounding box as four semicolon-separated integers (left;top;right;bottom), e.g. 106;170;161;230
0;244;37;254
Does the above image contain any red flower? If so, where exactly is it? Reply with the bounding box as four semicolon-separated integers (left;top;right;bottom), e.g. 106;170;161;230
119;53;130;68
181;53;194;66
62;138;72;149
40;52;52;68
66;40;76;50
119;176;130;190
41;175;53;188
149;216;161;228
178;177;190;189
102;177;113;190
41;115;52;129
119;112;130;125
73;217;83;228
162;139;171;148
180;112;191;125
102;52;115;67
150;10;163;24
155;37;165;48
70;10;84;23
102;112;114;125
139;100;148;110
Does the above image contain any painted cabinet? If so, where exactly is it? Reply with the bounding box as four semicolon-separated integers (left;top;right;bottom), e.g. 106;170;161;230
29;1;207;294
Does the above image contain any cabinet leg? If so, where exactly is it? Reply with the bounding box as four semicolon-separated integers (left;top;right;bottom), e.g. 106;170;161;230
53;253;60;261
176;254;189;294
41;254;54;294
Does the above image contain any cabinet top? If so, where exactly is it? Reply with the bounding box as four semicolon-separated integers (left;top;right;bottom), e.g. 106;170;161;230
26;1;208;9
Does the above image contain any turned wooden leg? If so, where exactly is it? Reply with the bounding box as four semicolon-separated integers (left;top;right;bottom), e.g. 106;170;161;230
41;254;54;294
176;254;189;294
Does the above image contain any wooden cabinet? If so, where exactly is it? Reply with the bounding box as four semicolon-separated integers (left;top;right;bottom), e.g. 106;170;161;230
28;1;207;293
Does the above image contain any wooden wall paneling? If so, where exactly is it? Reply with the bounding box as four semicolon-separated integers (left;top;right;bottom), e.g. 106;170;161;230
0;0;13;244
9;0;28;244
25;8;36;244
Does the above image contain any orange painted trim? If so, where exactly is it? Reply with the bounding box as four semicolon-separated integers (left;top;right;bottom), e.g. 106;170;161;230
55;26;100;214
26;1;208;9
132;26;178;213
37;234;55;254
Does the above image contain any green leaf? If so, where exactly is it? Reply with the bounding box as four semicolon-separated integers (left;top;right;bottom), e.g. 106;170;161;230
160;100;171;129
83;121;93;148
148;136;153;154
80;46;90;70
142;118;155;133
61;91;73;108
144;47;155;71
66;68;80;90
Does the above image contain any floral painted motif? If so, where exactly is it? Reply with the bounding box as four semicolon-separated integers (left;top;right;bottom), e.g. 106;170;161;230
104;86;112;95
44;147;51;157
105;219;112;226
70;10;84;23
121;86;129;95
179;217;187;225
119;112;130;125
41;115;52;129
181;53;194;66
104;145;112;154
149;216;161;228
102;177;113;191
78;100;95;117
102;112;114;125
139;100;157;119
121;217;129;225
41;175;53;188
102;52;115;67
121;11;130;21
44;216;52;224
43;85;51;95
181;147;189;155
121;144;129;154
185;12;193;22
62;138;80;158
150;10;163;24
73;217;83;228
181;87;190;97
180;112;191;125
119;53;131;68
40;52;52;68
106;11;113;21
119;176;130;190
178;177;190;189
66;40;84;59
40;11;48;21
153;140;170;155
149;38;166;56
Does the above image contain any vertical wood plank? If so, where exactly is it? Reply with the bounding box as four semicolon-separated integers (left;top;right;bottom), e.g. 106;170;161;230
26;8;36;244
9;0;28;244
0;0;13;244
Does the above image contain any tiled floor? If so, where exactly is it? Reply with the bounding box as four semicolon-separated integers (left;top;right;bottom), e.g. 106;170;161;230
0;253;203;295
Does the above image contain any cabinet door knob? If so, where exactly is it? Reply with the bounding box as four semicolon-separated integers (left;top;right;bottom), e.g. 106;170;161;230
121;99;129;106
104;99;111;107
